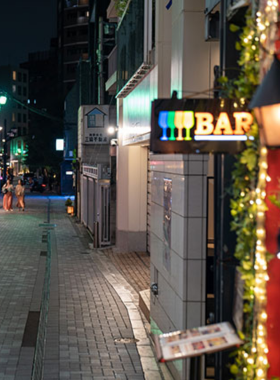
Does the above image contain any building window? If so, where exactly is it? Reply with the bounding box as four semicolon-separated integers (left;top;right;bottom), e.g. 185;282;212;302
23;87;27;96
17;104;22;109
88;115;96;127
17;127;21;136
17;113;21;123
12;113;16;122
23;114;27;123
23;73;27;83
18;72;22;82
23;127;26;136
18;86;22;96
12;71;16;81
88;113;104;128
12;85;16;93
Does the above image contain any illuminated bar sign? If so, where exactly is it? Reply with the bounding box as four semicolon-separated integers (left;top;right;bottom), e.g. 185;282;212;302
150;98;253;154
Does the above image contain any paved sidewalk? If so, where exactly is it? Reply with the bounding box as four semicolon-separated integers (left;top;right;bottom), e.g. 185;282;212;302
0;195;166;380
101;249;150;295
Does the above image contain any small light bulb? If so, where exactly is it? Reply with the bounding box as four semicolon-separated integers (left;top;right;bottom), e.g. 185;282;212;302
257;368;264;376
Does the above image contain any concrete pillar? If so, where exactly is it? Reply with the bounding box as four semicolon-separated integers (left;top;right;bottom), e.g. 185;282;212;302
156;0;172;97
171;0;219;98
150;154;209;379
116;99;148;252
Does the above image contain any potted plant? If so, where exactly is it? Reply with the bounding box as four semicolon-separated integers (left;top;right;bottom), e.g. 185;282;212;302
65;198;74;215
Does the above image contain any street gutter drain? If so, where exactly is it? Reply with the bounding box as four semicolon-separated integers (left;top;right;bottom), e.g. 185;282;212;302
114;338;139;344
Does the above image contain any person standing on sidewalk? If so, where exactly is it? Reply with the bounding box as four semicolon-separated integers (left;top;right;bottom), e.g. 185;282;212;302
2;179;14;211
15;179;25;211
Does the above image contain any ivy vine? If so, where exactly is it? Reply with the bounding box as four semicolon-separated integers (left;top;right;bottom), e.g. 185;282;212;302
114;0;130;17
219;9;261;379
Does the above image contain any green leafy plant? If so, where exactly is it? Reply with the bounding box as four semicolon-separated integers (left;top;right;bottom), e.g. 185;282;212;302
115;0;129;17
219;9;262;379
65;198;73;207
268;194;280;209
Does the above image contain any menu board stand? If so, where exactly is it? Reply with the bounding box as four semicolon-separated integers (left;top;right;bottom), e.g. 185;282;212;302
154;322;242;362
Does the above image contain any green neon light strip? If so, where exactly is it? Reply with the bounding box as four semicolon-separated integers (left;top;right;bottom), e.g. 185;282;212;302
167;111;176;141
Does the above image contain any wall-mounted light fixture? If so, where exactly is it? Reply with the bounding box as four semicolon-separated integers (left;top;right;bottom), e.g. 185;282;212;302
107;126;118;135
250;56;280;147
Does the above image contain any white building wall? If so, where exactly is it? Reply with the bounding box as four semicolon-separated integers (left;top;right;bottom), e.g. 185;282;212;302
116;67;158;251
115;0;218;376
171;0;219;98
149;1;219;379
150;154;209;379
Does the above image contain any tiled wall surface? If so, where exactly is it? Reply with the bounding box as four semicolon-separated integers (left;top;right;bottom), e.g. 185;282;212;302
150;154;209;378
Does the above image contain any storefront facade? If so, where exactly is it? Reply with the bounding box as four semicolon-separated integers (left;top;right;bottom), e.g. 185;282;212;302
115;1;219;378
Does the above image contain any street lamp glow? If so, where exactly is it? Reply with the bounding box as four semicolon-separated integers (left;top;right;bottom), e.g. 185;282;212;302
108;126;116;135
0;127;2;131
0;96;7;105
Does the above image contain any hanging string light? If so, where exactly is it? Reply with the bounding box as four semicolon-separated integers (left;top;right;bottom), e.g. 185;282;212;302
248;1;280;377
252;146;269;379
256;0;279;74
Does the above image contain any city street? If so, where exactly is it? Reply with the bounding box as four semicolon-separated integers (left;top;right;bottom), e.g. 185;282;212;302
0;193;163;380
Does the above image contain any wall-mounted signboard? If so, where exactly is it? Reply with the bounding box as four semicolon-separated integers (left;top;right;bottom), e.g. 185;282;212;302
150;99;253;154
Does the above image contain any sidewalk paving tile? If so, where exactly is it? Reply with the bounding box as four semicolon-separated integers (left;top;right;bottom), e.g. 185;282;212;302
0;195;168;380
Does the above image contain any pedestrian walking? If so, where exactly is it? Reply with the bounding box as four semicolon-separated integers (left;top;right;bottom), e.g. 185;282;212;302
2;179;14;211
15;179;25;211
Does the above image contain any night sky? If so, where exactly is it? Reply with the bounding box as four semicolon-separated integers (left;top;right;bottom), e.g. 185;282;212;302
0;0;57;66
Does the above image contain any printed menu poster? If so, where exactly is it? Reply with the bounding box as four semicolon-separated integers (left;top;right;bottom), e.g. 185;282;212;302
154;322;243;362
